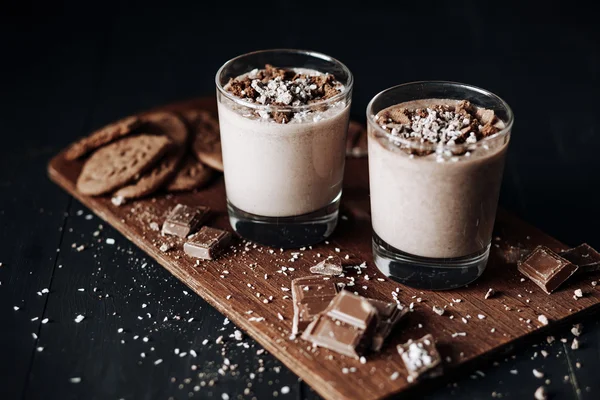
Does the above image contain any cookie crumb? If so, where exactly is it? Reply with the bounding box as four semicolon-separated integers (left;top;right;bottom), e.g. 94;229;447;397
484;288;495;299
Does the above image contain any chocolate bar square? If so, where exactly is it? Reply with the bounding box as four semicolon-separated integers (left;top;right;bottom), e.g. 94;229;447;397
291;276;339;336
518;245;578;294
162;204;209;238
325;290;377;330
397;334;442;382
301;315;366;359
301;290;378;359
560;243;600;273
368;298;408;352
183;226;231;260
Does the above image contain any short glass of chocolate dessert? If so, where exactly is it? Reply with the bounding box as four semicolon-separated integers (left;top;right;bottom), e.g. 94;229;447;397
366;82;514;290
215;50;353;248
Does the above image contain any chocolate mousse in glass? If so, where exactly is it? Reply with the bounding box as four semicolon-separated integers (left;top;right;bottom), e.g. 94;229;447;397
367;82;514;290
215;50;353;248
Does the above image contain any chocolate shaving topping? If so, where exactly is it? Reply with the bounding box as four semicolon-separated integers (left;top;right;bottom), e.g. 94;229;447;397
376;100;502;156
225;64;344;123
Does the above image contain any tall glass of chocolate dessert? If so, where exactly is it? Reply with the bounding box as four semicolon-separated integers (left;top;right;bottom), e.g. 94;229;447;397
367;81;514;289
216;50;353;247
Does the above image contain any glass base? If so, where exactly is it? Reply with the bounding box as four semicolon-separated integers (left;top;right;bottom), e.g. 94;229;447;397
227;198;340;249
372;233;489;290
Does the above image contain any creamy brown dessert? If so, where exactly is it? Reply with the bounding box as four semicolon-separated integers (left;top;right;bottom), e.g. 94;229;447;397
368;99;509;258
218;65;350;217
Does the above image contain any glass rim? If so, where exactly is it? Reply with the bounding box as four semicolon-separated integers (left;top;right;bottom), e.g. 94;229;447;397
366;81;514;152
215;49;354;112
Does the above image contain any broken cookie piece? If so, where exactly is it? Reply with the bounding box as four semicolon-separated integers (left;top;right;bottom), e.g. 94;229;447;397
518;246;579;294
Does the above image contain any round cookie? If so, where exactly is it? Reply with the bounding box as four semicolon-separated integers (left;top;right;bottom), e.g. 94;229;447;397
165;153;213;192
183;109;223;172
76;134;172;196
114;112;188;199
65;115;141;160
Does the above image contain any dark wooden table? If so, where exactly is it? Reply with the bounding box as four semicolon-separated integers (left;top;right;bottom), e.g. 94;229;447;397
2;1;598;399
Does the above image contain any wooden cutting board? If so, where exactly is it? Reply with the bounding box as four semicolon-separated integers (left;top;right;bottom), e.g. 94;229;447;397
47;97;600;400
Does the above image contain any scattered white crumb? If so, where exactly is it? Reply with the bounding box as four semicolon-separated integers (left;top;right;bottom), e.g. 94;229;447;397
74;315;85;323
13;306;19;311
432;306;445;316
538;315;549;326
533;369;544;378
36;347;44;352
281;386;290;394
69;377;82;383
485;288;495;299
571;324;582;336
571;338;579;350
41;318;49;324
390;371;399;380
574;289;583;298
154;359;163;365
106;238;115;245
534;386;547;400
478;314;486;320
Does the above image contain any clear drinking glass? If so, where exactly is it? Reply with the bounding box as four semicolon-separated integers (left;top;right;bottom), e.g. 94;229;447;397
215;50;353;248
366;81;514;290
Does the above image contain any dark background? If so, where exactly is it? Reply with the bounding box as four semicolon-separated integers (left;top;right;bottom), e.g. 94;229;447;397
1;1;598;399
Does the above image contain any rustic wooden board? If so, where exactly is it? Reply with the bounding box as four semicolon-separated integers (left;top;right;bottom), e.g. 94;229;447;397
47;98;600;400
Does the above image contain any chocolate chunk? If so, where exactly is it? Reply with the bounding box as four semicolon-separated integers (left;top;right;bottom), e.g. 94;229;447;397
291;276;339;336
301;291;377;359
397;334;442;382
183;226;232;260
518;246;579;294
325;290;378;330
368;298;408;352
560;243;600;273
161;204;210;238
301;314;369;359
310;256;343;276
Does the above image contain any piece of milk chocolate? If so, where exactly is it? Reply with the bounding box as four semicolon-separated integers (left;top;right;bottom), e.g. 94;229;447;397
560;243;600;273
291;276;339;336
162;204;210;238
518;245;578;294
301;291;377;359
368;298;408;352
183;226;231;260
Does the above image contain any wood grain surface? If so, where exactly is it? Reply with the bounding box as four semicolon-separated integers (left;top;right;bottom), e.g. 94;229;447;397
46;98;600;400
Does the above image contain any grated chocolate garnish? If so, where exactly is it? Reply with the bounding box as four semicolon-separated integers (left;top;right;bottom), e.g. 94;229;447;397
225;64;344;123
376;100;502;156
